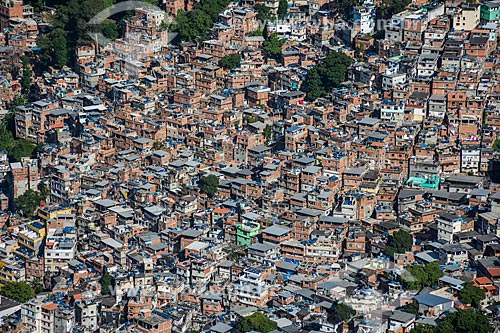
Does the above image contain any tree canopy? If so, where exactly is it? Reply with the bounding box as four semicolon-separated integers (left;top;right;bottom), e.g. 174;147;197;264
0;114;38;163
238;312;277;333
263;124;273;142
101;271;113;295
20;56;33;95
493;139;500;151
254;4;274;22
303;51;353;101
0;281;35;302
174;0;231;42
263;33;285;61
32;278;44;294
219;54;241;69
99;20;120;41
379;0;411;19
383;229;413;258
248;28;264;36
9;139;39;163
244;114;259;123
34;0;115;67
15;189;46;217
459;282;485;308
400;262;443;290
336;0;357;18
200;174;219;198
411;310;492;333
277;0;288;19
329;303;355;323
401;301;419;315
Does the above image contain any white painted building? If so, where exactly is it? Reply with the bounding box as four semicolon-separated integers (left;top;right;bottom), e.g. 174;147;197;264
352;5;376;34
380;100;405;122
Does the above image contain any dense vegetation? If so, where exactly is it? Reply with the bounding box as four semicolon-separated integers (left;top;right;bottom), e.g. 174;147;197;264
219;54;241;69
410;310;492;333
336;0;357;18
174;0;231;42
399;262;443;290
20;56;33;95
329;303;356;323
277;0;288;19
401;301;419;315
379;0;412;19
199;174;219;198
36;0;114;68
493;138;500;151
0;281;35;302
238;312;277;333
383;229;413;258
100;271;114;295
248;28;264;36
254;4;275;22
32;0;165;68
263;33;285;61
303;51;353;101
263;124;273;142
0;115;39;163
15;189;47;217
459;282;485;308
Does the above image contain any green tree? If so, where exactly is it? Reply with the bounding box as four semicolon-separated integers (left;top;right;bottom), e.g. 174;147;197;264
53;30;69;68
99;20;119;41
263;33;284;61
400;262;443;290
337;0;357;18
219;54;241;69
373;30;385;40
40;183;50;199
181;184;188;196
358;43;365;55
435;309;492;333
238;312;277;333
10;139;37;162
304;51;353;101
493;139;500;151
410;325;435;333
379;0;411;19
263;124;273;143
459;282;485;308
244;114;259;123
15;189;45;217
423;262;444;286
11;94;28;107
401;301;419;315
199;174;219;198
39;0;113;65
277;0;288;19
37;29;69;68
329;303;355;323
101;271;113;295
0;122;14;151
32;278;44;294
20;56;33;95
248;28;263;36
304;67;326;101
383;229;413;258
0;281;35;302
174;0;231;42
153;141;164;150
254;4;273;21
35;34;53;65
